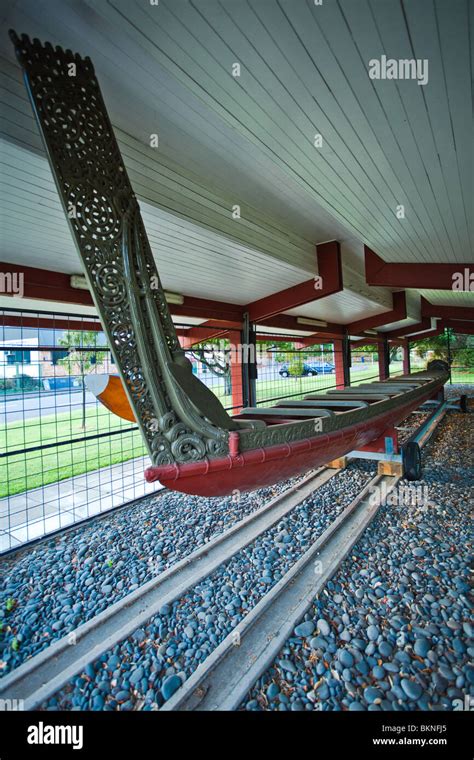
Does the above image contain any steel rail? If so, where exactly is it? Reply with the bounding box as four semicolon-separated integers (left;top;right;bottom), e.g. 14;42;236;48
0;467;338;709
161;472;398;711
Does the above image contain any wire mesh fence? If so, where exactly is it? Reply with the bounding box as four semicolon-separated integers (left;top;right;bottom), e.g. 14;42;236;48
253;344;339;405
0;309;149;552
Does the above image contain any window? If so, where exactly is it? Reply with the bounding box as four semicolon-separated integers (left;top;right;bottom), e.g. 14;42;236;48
51;349;69;365
6;350;31;365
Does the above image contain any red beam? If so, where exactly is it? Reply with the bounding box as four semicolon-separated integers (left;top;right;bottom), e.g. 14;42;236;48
0;314;102;332
350;339;378;348
0;263;347;336
181;325;231;347
0;263;246;323
347;291;406;333
246;241;342;323
168;297;243;323
444;319;474;335
384;318;431;339
421;296;474;321
365;247;474;289
0;263;94;306
408;324;445;342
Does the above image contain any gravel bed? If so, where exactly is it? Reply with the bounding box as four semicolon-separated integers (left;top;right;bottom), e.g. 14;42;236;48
41;462;376;710
241;413;473;711
395;411;431;446
0;475;305;675
444;383;474;400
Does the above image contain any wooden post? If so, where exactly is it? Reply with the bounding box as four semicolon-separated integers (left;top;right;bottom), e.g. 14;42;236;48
334;334;350;389
378;337;390;380
228;330;244;412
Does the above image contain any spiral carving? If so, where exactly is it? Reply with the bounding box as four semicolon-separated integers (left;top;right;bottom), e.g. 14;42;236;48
171;435;207;462
94;263;126;307
67;186;122;242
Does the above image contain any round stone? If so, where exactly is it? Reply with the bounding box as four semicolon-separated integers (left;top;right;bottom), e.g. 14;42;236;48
129;667;144;685
364;686;383;704
412;547;426;557
266;682;280;700
338;649;354;668
294;621;315;638
378;641;392;658
317;619;330;636
401;679;423;701
367;624;379;641
414;638;430;658
161;675;182;701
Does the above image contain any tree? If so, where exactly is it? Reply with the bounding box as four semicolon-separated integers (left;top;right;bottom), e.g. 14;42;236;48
57;331;107;429
413;329;474;374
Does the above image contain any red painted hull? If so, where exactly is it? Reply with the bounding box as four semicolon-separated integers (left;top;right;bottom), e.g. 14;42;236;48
145;387;439;496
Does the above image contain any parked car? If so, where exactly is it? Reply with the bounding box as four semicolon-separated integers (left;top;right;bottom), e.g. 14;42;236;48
279;362;335;377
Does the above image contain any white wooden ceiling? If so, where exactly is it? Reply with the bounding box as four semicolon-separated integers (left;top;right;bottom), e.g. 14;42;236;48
0;0;472;331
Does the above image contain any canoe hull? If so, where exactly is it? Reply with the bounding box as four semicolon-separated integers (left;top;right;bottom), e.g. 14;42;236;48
145;384;441;496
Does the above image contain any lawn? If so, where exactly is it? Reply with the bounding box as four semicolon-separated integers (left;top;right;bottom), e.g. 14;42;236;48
0;406;146;499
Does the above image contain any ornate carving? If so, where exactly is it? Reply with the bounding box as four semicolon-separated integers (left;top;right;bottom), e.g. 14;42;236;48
10;31;228;465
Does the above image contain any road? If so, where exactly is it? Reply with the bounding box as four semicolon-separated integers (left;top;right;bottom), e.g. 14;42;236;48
0;389;99;424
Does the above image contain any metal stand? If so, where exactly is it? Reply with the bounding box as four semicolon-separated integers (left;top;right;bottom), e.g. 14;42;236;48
346;395;465;481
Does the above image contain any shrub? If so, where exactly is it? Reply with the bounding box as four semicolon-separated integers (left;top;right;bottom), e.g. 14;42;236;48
288;358;305;377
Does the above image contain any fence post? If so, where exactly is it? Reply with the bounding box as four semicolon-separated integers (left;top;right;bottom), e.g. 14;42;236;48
446;328;452;384
403;340;411;375
378;336;390;380
242;313;257;407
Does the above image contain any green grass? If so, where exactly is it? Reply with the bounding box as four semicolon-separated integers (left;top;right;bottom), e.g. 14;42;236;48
0;407;146;498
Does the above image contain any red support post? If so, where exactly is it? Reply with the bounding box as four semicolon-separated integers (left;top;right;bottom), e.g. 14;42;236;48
403;341;411;375
378;339;390;380
333;339;346;389
228;331;244;412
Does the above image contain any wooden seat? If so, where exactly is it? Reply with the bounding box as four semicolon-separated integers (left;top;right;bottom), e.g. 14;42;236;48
357;383;419;391
276;399;369;409
307;392;390;402
235;407;334;419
